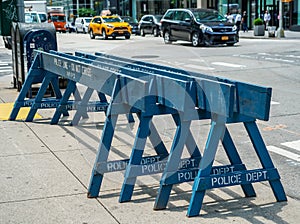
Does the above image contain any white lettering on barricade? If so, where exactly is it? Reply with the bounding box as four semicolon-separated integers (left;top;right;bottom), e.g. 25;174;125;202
107;161;128;172
178;158;196;169
211;174;242;187
40;102;59;108
246;170;267;182
178;170;198;182
211;166;235;175
141;162;165;174
140;156;160;165
65;104;76;110
23;101;33;106
82;66;92;77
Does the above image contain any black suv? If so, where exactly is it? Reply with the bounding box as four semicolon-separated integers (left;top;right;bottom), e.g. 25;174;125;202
161;8;239;46
138;15;163;37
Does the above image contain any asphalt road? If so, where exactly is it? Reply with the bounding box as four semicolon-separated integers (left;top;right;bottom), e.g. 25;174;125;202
1;32;300;202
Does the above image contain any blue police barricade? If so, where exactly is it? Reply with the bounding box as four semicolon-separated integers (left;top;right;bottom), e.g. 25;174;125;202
8;50;287;218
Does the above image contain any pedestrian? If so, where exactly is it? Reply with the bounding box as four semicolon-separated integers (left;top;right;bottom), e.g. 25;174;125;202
226;12;234;23
235;10;242;32
242;11;248;32
264;10;271;30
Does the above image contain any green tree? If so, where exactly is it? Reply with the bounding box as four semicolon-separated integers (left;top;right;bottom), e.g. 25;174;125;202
78;8;96;17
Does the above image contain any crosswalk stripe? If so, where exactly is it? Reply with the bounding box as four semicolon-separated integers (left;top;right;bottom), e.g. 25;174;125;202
0;66;12;70
184;64;215;71
0;69;12;73
267;145;300;162
281;140;300;152
211;62;246;68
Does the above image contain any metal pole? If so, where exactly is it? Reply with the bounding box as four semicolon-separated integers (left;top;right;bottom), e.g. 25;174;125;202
17;0;25;22
277;0;285;38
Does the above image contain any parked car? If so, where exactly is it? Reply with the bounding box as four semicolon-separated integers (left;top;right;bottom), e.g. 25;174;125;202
25;11;41;23
160;8;239;47
121;16;140;35
138;15;162;37
88;15;131;39
75;17;92;33
38;12;48;23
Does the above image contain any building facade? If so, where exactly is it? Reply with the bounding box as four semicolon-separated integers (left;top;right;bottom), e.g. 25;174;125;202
50;0;299;30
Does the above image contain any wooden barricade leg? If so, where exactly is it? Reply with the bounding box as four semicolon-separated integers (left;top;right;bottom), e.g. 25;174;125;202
154;113;192;210
119;112;153;202
87;78;122;198
9;72;41;121
186;115;226;217
222;128;256;197
244;121;287;202
51;80;78;124
87;111;119;198
25;72;62;122
72;87;95;126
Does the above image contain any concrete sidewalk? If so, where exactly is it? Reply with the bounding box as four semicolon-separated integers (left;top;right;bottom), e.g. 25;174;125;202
239;29;300;39
1;38;300;224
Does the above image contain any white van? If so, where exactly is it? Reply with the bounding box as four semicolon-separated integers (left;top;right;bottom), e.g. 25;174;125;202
25;11;41;23
74;17;92;33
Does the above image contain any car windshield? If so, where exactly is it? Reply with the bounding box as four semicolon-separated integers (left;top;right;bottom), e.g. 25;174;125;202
122;17;138;23
25;13;39;23
193;10;227;22
50;15;66;22
103;17;122;23
85;18;92;23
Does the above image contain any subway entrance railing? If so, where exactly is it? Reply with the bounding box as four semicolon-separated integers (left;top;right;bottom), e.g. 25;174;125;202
9;50;287;217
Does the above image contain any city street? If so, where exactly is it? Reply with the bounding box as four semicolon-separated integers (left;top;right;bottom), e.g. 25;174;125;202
0;32;300;223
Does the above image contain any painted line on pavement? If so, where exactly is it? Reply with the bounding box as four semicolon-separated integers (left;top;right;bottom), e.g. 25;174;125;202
184;64;215;71
281;140;300;152
211;62;246;68
271;101;280;105
267;145;300;162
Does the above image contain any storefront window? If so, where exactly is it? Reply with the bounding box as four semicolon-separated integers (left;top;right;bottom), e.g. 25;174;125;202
136;0;170;20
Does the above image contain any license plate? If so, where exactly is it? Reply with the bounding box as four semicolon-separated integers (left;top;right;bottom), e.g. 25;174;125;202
221;36;229;40
119;31;124;34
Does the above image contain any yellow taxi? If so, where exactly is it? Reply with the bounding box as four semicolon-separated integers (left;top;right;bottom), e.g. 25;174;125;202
88;15;131;39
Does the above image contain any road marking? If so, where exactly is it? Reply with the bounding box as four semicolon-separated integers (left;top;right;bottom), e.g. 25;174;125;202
267;145;300;162
0;62;9;65
281;140;300;152
0;103;42;120
189;59;205;62
211;62;246;68
184;64;215;71
0;69;13;73
271;101;280;105
0;66;12;70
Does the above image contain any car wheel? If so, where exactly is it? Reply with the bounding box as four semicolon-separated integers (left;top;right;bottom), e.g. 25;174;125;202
227;43;234;46
153;28;159;37
164;31;172;44
125;35;130;39
76;28;78;33
89;30;95;39
141;29;145;37
102;30;108;39
192;32;200;47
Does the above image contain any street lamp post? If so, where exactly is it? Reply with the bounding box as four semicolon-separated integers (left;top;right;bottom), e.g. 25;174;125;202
277;0;285;38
